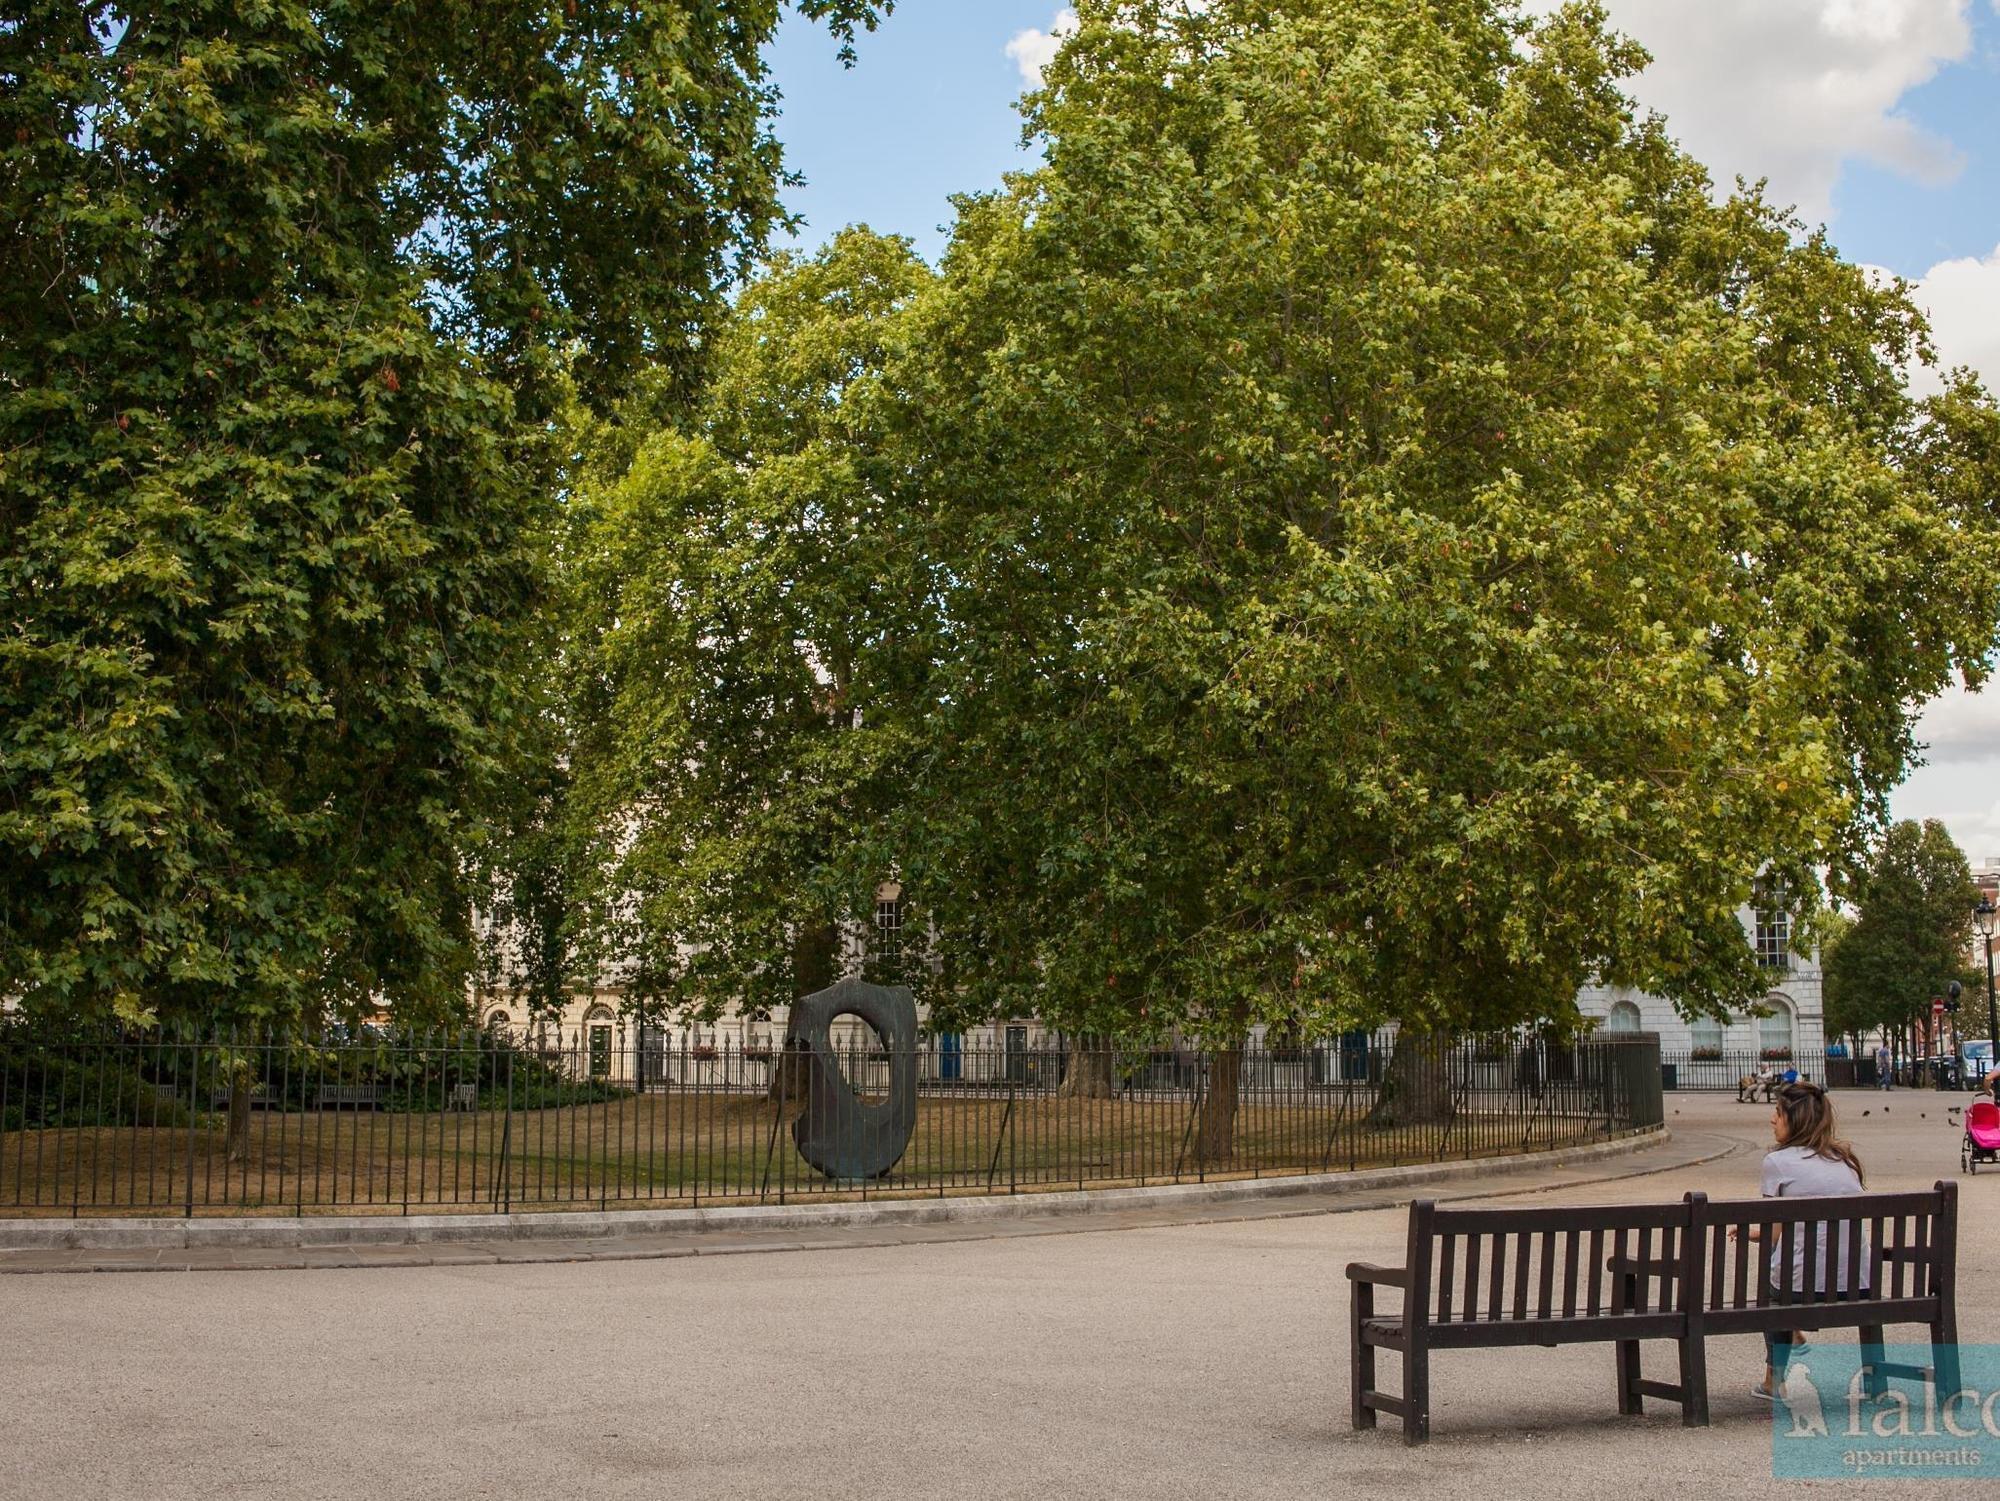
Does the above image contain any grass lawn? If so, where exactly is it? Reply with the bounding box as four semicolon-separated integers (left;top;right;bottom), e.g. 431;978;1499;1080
0;1087;1623;1217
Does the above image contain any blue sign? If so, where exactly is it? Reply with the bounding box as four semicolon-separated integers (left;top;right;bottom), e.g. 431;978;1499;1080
1771;1344;2000;1480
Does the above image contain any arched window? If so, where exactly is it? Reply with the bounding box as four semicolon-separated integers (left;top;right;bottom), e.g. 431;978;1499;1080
1758;996;1795;1058
1689;1016;1724;1056
1605;1000;1643;1033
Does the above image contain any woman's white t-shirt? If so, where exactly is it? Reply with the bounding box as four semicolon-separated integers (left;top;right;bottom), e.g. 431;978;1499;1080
1760;1145;1871;1293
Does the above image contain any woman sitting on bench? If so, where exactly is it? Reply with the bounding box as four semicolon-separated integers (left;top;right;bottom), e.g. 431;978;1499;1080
1740;1081;1869;1401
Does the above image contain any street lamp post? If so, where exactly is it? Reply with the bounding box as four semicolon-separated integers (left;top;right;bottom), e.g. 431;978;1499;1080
1975;899;2000;1088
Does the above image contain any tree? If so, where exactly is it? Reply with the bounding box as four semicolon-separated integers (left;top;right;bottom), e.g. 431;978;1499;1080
563;227;934;1036
1823;821;1978;1048
0;3;892;1154
854;0;2000;1149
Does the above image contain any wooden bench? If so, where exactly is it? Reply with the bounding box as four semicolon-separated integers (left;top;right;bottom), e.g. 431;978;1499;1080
315;1083;381;1109
1347;1183;1958;1444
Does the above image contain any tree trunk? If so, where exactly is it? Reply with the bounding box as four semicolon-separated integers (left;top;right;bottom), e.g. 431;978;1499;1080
767;1038;813;1108
1058;1034;1116;1099
1365;1030;1457;1129
771;919;839;1103
1194;1038;1244;1163
225;1076;252;1163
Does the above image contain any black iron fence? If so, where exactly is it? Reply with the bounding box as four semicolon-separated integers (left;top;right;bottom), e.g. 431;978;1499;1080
1657;1052;1819;1093
0;1026;1661;1218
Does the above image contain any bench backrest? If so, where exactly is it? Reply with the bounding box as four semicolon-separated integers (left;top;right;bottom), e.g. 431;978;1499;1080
1693;1185;1954;1325
1411;1200;1693;1324
1404;1182;1955;1329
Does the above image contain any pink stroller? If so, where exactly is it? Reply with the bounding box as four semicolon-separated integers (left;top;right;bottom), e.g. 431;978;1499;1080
1963;1099;2000;1174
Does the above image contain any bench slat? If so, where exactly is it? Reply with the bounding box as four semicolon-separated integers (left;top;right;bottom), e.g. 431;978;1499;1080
1487;1231;1505;1323
1432;1202;1687;1233
1703;1297;1939;1336
1428;1312;1685;1350
1463;1233;1482;1323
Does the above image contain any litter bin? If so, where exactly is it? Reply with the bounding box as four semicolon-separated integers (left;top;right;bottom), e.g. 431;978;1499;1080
1660;1063;1678;1092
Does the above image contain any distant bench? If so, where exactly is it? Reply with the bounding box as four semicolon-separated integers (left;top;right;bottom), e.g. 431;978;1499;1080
315;1084;382;1110
1347;1182;1960;1444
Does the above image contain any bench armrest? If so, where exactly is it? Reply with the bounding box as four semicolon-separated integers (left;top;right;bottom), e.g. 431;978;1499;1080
1345;1262;1408;1288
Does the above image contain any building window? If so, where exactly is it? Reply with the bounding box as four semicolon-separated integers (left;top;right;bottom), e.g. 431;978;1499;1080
485;1009;511;1034
1753;877;1791;970
1689;1016;1724;1058
876;895;904;966
1758;997;1794;1059
1754;911;1790;970
585;1005;614;1079
1605;1000;1643;1033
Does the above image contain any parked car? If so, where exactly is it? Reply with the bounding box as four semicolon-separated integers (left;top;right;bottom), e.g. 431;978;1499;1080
1962;1040;1994;1089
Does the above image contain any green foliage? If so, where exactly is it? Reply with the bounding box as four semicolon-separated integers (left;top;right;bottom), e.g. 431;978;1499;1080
571;0;2000;1045
564;227;935;1020
0;2;891;1033
1823;820;1979;1039
858;0;2000;1041
0;1043;193;1131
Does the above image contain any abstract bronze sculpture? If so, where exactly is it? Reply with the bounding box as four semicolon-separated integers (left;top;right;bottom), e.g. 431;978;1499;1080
782;978;918;1179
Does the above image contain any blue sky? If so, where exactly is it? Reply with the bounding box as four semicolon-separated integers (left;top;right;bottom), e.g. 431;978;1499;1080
768;1;2000;861
1831;2;2000;275
767;4;1056;264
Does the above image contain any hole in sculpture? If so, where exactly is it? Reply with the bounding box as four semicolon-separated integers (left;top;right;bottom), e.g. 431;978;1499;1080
830;1011;891;1106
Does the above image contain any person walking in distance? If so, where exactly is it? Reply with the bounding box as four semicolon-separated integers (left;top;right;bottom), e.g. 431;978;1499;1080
1875;1041;1893;1091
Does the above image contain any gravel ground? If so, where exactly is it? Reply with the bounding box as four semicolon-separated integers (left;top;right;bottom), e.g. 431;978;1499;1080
0;1090;1991;1500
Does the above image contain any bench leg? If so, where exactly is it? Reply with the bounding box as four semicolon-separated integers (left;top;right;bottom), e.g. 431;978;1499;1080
1615;1340;1643;1415
1403;1338;1430;1446
1350;1282;1377;1432
1613;1272;1642;1415
1934;1315;1963;1416
1860;1324;1887;1402
1677;1333;1710;1427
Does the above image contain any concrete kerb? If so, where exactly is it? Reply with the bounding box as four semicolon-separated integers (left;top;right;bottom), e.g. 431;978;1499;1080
0;1125;1668;1253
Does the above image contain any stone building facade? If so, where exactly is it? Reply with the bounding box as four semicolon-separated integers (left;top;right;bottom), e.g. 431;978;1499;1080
1574;899;1823;1063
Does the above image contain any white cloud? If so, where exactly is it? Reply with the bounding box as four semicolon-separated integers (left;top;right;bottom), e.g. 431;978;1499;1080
1005;8;1078;87
1905;243;2000;392
1911;687;2000;767
1877;239;2000;858
1890;766;2000;866
1524;1;1974;223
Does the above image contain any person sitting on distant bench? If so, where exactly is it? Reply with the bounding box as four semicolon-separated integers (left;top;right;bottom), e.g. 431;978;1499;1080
1738;1061;1778;1104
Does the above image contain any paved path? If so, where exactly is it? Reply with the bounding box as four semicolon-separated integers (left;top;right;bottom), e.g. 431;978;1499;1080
1;1092;1989;1498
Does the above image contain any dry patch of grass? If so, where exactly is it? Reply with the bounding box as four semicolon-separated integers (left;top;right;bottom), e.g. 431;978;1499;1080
0;1090;1620;1217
